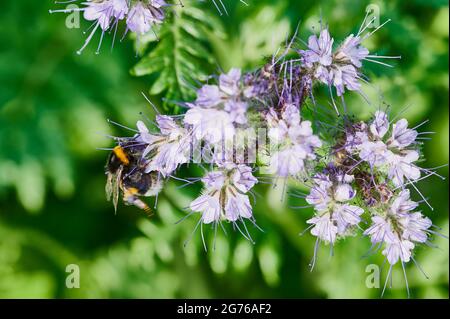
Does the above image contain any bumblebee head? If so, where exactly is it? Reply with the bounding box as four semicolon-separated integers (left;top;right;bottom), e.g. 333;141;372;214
105;143;138;174
113;145;130;165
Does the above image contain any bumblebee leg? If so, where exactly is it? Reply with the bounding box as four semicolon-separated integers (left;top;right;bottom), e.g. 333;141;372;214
123;188;153;218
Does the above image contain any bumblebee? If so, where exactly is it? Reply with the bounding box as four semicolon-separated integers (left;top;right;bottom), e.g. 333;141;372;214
105;139;162;215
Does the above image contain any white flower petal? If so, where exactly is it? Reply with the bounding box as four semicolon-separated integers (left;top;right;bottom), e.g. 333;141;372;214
370;111;389;139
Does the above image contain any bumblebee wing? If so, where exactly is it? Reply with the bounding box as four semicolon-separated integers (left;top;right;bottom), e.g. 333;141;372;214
105;173;114;201
105;169;122;214
112;167;123;213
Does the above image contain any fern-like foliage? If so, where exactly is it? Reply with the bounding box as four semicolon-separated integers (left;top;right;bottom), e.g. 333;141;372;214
130;3;226;113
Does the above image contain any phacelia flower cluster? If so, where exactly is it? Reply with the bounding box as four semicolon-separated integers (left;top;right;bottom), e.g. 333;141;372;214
184;68;250;144
298;20;399;113
364;189;432;266
300;107;445;295
266;104;322;177
102;18;445;296
107;58;325;244
50;0;169;54
299;28;368;97
346;111;421;187
190;164;258;246
306;170;363;245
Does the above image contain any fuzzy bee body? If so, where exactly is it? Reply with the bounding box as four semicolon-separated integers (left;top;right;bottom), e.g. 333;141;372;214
105;140;162;214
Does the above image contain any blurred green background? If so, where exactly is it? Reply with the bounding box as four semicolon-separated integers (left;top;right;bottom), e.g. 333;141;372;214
0;0;448;298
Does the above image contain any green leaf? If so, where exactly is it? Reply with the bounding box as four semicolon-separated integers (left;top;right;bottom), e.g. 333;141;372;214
130;3;226;113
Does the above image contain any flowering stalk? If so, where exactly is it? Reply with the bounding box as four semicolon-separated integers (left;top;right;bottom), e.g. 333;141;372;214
102;18;446;296
302;110;446;296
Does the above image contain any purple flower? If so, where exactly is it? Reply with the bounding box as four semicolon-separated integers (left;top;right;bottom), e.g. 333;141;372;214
231;164;258;193
224;100;248;125
400;212;432;243
202;170;226;189
190;194;222;224
387;151;421;187
194;68;242;107
346;111;421;187
83;0;129;31
126;1;166;35
390;189;419;215
195;85;223;108
243;66;275;99
184;107;235;144
307;213;338;243
364;216;391;244
388;119;418;149
359;141;389;167
269;147;310;177
334;34;369;68
189;165;257;225
267;105;322;177
282;103;301;127
345;122;369;153
137;117;193;177
136;119;164;156
185;68;249;144
300;29;334;68
383;237;415;265
299;28;372;97
370;111;390;139
50;0;130;54
306;182;331;211
219;68;242;96
333;204;364;234
364;190;431;265
306;172;363;244
391;190;431;244
51;0;170;54
330;64;361;96
334;183;356;202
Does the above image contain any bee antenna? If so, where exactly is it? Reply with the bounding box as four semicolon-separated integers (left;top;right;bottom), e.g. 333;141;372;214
96;147;114;151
